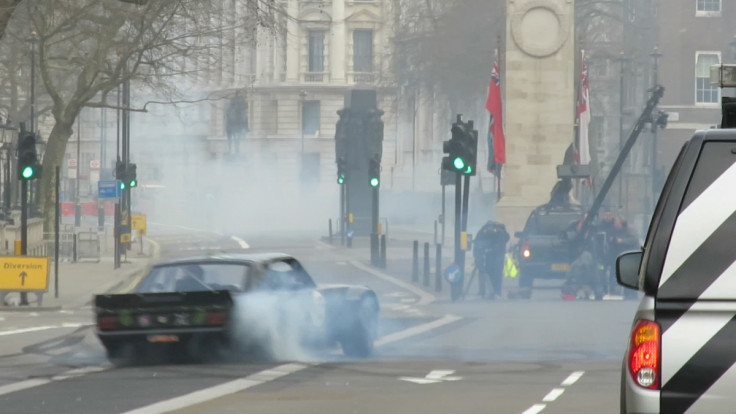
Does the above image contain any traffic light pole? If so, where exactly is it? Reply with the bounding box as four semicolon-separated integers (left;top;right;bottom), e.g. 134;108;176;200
452;172;462;300
340;184;346;246
370;186;379;266
19;179;28;305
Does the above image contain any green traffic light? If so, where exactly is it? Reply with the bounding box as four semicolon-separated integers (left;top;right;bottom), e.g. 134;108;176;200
337;174;345;185
21;166;35;179
453;156;466;170
464;165;473;175
369;177;380;188
119;181;126;190
129;179;138;188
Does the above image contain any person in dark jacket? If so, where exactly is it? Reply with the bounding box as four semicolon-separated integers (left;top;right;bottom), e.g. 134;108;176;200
473;221;510;299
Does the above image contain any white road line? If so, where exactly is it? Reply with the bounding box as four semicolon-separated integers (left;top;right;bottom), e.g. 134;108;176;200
375;314;461;347
0;323;92;337
0;366;108;397
521;404;547;414
121;363;308;414
561;371;584;386
230;236;250;249
350;260;435;306
542;388;565;402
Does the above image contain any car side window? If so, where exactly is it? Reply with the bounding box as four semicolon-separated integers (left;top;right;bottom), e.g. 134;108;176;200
261;259;314;291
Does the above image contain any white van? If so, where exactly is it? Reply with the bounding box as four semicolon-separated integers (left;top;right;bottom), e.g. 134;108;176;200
617;128;736;413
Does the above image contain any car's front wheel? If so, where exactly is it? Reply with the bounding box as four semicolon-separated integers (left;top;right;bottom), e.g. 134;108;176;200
340;296;378;358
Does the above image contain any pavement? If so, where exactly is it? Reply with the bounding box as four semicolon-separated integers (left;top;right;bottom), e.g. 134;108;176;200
0;237;158;312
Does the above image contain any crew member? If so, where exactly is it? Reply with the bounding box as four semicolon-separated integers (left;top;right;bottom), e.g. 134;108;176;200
473;221;510;299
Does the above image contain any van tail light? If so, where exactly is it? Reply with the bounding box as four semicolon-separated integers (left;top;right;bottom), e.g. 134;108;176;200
98;316;119;331
522;241;531;259
628;319;660;390
205;312;228;326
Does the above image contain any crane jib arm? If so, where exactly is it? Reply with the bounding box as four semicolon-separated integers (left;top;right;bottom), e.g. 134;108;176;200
574;85;665;244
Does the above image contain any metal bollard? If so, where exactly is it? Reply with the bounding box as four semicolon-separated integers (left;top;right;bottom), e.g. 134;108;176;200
423;242;430;287
73;234;78;263
380;234;387;269
412;240;419;283
328;219;333;244
434;220;438;246
435;243;442;292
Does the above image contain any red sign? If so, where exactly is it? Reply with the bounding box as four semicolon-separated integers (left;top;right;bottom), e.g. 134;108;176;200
90;160;100;169
68;159;77;168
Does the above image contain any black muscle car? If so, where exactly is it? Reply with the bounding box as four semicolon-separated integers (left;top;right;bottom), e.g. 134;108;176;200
94;252;379;364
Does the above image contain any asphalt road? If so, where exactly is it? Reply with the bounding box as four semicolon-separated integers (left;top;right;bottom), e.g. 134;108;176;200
0;229;639;414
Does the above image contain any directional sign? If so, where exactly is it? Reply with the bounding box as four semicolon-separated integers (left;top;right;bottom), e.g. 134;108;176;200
444;264;462;285
98;180;121;199
399;370;463;385
131;214;147;236
0;256;50;291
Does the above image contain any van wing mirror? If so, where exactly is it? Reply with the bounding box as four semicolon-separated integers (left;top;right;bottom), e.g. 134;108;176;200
514;231;523;239
616;251;642;290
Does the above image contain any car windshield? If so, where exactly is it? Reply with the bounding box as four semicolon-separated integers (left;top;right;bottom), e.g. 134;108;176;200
136;263;250;293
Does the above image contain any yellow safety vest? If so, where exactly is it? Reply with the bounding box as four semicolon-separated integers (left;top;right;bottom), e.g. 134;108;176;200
504;253;519;278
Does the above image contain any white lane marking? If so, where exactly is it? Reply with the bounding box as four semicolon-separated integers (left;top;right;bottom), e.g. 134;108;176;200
0;366;108;397
521;404;547;414
561;371;585;386
29;312;38;317
0;379;50;397
51;366;106;381
542;388;565;402
315;240;336;250
0;323;92;336
399;370;463;384
121;363;308;414
523;371;585;414
230;236;250;249
375;314;461;347
350;260;435;306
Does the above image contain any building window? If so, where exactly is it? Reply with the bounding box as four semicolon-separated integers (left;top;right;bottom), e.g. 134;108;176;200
302;101;320;136
308;30;324;72
696;0;720;12
695;52;720;104
353;30;373;72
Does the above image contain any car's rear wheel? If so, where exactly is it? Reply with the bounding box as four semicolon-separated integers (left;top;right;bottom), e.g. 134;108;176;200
340;296;378;358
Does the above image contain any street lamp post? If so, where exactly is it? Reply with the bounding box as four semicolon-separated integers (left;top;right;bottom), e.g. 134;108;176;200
650;47;662;208
618;51;628;212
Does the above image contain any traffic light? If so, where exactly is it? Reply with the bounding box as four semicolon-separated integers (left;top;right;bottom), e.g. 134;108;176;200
127;163;137;188
336;157;346;185
115;161;138;189
369;157;380;188
463;122;478;176
442;122;468;173
17;132;41;181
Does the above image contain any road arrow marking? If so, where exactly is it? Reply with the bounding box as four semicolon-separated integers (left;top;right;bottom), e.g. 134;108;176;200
399;370;463;384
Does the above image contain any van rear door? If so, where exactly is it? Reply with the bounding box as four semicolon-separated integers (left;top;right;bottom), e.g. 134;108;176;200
654;137;736;413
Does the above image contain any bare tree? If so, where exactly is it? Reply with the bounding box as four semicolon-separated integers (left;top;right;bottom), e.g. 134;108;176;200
1;0;280;231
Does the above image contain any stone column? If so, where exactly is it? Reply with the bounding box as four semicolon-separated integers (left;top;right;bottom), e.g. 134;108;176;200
286;0;300;82
331;0;346;82
498;0;575;233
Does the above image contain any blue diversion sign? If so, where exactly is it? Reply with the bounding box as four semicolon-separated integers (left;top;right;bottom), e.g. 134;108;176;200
98;180;122;199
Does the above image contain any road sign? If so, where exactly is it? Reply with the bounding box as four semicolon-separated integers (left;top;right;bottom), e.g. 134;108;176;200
132;214;147;236
0;256;50;291
98;180;121;199
90;160;100;169
68;158;77;168
444;263;462;285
